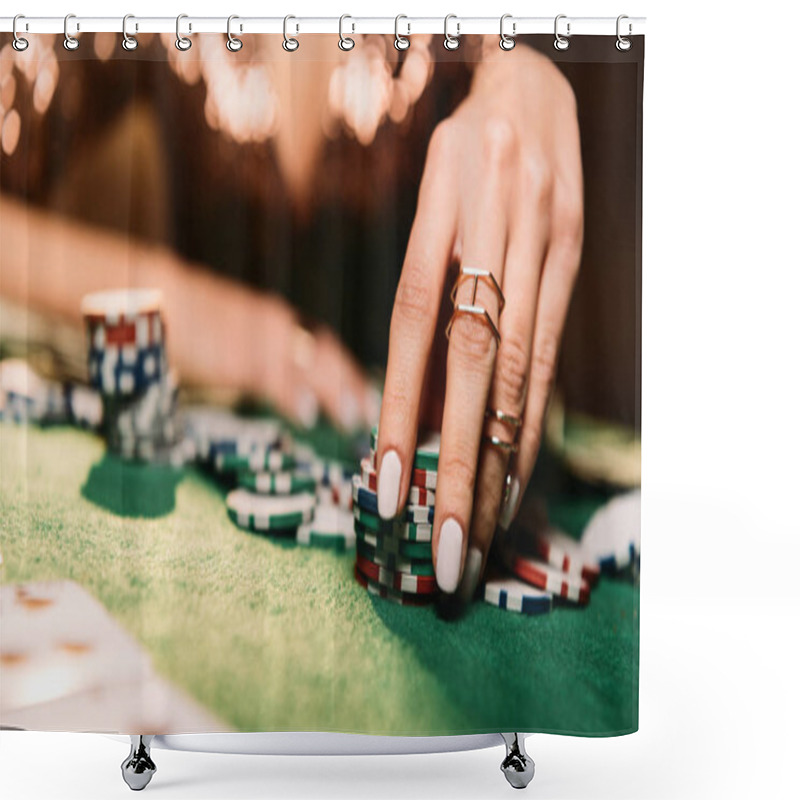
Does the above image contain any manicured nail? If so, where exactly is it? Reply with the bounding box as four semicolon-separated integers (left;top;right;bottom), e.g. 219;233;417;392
377;449;401;519
458;546;483;602
436;518;464;593
339;389;360;432
499;476;520;530
295;389;319;429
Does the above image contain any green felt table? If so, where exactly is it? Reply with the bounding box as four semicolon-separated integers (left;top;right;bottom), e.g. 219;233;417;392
0;424;638;737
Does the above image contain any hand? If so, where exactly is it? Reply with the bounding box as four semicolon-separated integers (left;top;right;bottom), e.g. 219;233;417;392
375;45;584;598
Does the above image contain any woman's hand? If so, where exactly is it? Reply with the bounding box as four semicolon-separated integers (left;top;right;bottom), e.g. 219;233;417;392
375;44;584;598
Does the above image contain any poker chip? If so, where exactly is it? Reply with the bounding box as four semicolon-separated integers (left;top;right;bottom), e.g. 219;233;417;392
296;504;355;550
355;554;438;595
183;407;284;462
351;476;434;524
238;469;317;496
580;490;641;574
512;556;591;605
215;449;295;474
354;522;433;560
355;541;436;576
359;458;435;505
353;506;433;542
294;450;354;489
481;576;553;616
366;454;438;490
532;527;601;585
369;426;440;471
354;565;436;607
226;488;315;531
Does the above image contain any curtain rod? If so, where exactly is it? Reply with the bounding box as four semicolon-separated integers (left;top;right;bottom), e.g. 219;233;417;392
0;16;645;37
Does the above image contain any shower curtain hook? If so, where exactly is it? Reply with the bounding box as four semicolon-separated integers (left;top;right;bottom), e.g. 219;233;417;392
227;15;243;52
175;13;192;51
122;14;138;51
499;14;516;50
394;15;410;51
616;14;632;51
443;14;460;51
283;15;299;51
554;14;571;51
12;14;29;52
63;13;80;51
339;14;355;51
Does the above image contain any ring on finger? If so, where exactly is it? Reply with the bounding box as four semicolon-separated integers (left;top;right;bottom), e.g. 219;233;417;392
445;304;501;343
485;406;522;431
481;433;518;453
449;266;506;312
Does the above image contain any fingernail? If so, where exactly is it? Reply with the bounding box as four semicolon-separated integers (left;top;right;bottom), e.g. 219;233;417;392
436;518;464;593
499;476;520;530
295;389;319;429
377;449;401;519
339;389;360;432
458;546;483;602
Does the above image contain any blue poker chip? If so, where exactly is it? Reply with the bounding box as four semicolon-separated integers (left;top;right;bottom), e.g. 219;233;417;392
88;343;166;396
351;476;434;523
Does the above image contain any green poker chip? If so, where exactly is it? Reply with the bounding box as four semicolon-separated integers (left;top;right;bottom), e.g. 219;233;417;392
369;426;439;471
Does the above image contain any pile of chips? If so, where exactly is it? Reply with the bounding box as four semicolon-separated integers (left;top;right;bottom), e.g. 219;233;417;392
0;358;102;428
182;407;357;551
350;429;441;606
81;289;185;463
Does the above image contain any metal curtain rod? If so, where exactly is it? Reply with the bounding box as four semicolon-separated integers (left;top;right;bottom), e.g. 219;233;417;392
0;15;645;36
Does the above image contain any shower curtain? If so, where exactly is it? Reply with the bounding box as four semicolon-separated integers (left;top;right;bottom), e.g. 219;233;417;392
0;24;643;738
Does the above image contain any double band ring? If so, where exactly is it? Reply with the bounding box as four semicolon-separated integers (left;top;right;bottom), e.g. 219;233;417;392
445;266;504;345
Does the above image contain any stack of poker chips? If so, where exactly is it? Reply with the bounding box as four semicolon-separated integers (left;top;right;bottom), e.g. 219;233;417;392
183;407;357;551
350;428;440;606
81;289;182;462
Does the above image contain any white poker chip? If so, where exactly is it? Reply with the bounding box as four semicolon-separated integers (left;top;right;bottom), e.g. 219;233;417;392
226;488;315;531
580;490;641;573
297;504;355;550
481;577;553;616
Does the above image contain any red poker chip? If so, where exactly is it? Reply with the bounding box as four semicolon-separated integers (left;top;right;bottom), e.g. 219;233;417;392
512;556;591;605
353;566;436;606
355;554;438;595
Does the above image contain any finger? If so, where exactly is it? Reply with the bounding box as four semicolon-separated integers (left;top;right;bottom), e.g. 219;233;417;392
307;327;375;432
458;155;552;600
501;186;583;529
434;119;515;593
376;121;458;518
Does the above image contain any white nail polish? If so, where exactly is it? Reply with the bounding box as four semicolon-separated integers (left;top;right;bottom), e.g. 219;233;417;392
436;518;464;593
377;449;401;519
499;477;520;530
458;546;483;602
339;390;360;432
296;389;319;429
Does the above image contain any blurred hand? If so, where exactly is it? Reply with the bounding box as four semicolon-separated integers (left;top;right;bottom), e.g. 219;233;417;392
375;45;584;598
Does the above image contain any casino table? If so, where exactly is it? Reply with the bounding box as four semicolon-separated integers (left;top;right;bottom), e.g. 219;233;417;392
0;423;638;737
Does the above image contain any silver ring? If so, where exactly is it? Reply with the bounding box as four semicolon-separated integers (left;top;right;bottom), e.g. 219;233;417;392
12;14;29;52
554;14;571;51
616;14;632;51
499;14;516;51
443;13;460;51
63;13;79;51
227;15;243;52
394;14;410;51
122;14;138;51
482;434;519;454
338;14;355;51
175;13;192;51
485;408;522;430
449;266;506;313
283;15;299;52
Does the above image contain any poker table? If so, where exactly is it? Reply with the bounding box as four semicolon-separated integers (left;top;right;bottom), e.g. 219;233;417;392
0;423;638;737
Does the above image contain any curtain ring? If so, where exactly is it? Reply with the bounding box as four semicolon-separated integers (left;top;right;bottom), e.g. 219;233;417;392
175;13;192;51
227;15;243;52
63;13;79;51
12;14;29;52
616;14;632;51
121;14;138;51
499;14;515;51
394;14;410;51
443;13;460;51
554;14;570;51
338;14;355;51
283;15;299;52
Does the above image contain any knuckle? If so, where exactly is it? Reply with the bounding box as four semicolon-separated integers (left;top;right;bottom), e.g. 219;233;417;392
449;314;497;363
520;151;553;207
553;193;584;252
392;268;437;326
481;117;517;165
495;334;529;409
442;450;477;495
